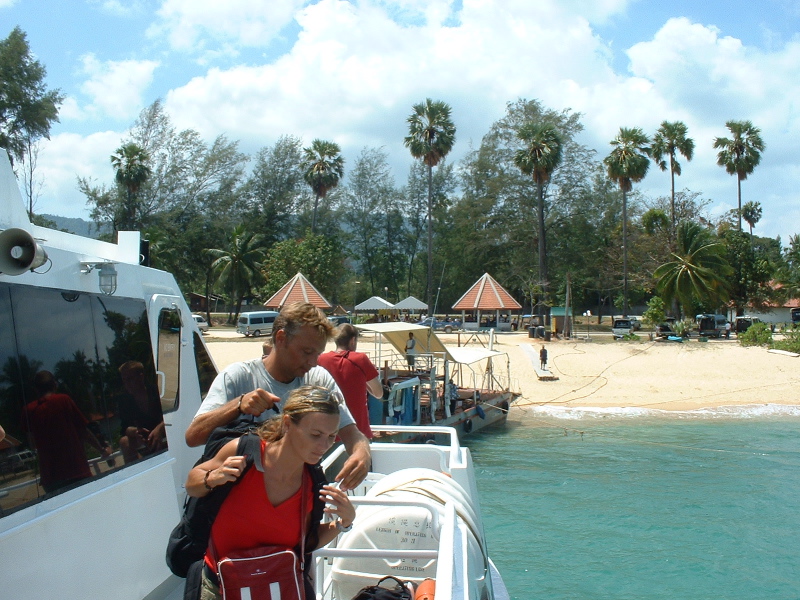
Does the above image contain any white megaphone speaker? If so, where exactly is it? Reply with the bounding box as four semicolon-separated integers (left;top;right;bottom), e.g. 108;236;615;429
0;228;48;275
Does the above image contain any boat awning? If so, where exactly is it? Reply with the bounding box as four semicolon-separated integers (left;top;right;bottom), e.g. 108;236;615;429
355;322;453;361
445;346;506;365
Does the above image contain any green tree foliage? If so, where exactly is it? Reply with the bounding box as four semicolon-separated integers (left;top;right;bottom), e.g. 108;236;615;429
741;200;762;237
654;221;731;317
404;98;456;310
720;228;777;315
111;142;151;231
604;127;650;316
301;139;344;234
0;26;63;165
778;234;800;300
649;121;694;242
514;122;563;300
246;135;307;245
339;147;397;295
206;225;265;323
259;233;345;304
713;120;765;231
455;99;608;314
738;321;772;346
642;296;667;330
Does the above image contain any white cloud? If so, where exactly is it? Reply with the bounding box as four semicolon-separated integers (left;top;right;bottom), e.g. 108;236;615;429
37;131;123;219
0;0;18;8
89;0;146;17
78;54;160;120
150;0;308;52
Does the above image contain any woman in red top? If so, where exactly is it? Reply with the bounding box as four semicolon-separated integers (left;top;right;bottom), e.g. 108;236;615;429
186;385;356;600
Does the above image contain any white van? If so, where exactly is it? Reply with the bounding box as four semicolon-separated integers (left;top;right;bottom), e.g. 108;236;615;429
236;310;280;337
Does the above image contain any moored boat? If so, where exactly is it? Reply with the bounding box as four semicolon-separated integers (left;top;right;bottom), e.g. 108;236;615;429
355;322;519;442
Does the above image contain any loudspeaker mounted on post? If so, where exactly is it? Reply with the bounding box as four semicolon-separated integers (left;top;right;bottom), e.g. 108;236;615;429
0;228;48;275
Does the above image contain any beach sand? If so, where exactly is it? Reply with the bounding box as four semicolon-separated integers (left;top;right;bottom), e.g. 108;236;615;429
203;330;800;413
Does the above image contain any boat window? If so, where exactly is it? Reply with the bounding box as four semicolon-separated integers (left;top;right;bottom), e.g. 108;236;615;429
192;331;216;400
156;308;181;413
0;283;167;518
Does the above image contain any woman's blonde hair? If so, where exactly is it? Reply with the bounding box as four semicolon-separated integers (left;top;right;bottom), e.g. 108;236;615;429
257;385;340;442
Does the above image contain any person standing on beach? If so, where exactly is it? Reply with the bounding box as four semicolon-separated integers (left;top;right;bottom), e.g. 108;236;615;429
184;302;371;491
318;324;384;439
539;345;548;370
405;332;417;370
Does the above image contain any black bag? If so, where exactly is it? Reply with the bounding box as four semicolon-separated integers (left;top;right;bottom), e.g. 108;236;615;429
166;422;261;578
351;576;413;600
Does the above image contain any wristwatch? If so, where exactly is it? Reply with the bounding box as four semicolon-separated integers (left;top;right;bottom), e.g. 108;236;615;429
335;519;353;533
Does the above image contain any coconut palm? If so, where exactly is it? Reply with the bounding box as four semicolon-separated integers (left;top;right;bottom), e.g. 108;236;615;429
713;120;765;231
654;221;731;318
206;225;265;323
514;122;563;301
603;127;650;316
404;98;456;310
649;121;694;243
110;142;151;230
301;139;344;233
741;200;762;238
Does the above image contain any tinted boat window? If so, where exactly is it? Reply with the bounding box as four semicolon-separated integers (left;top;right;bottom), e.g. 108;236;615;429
0;283;166;517
156;308;181;413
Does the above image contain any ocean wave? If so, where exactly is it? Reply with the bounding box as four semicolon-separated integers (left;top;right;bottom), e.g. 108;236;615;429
521;403;800;420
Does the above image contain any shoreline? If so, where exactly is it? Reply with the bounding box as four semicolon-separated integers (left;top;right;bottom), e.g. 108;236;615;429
203;329;800;417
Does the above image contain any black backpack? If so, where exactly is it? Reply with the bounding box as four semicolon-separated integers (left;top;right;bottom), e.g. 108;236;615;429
166;422;262;578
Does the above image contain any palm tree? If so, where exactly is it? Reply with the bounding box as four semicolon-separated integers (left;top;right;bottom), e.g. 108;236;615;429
206;225;265;323
649;121;694;244
301;139;344;233
713;120;765;231
110;142;151;231
654;221;731;318
514;122;563;302
741;200;762;238
404;98;456;311
603;127;650;316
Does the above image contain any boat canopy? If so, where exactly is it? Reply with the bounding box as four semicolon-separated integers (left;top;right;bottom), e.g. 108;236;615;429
356;322;453;361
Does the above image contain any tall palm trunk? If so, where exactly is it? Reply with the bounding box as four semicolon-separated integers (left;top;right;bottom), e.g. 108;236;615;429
622;189;628;317
426;164;433;312
537;182;547;300
669;154;676;248
737;176;742;231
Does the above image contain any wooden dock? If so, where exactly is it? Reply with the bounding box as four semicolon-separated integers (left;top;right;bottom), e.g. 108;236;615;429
522;344;559;381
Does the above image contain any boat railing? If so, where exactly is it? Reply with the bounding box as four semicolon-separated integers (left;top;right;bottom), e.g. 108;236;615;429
311;500;464;600
368;425;465;470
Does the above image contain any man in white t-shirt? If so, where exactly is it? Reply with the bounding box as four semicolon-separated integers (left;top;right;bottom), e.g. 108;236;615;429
185;302;371;490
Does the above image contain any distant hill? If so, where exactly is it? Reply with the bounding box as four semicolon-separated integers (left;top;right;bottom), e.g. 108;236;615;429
39;214;110;239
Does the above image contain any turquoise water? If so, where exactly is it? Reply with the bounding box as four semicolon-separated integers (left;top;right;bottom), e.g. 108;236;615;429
467;409;800;600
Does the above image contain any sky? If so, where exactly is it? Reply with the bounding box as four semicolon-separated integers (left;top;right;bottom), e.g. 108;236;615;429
3;0;800;245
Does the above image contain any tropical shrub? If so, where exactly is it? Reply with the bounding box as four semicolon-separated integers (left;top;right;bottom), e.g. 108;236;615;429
738;322;772;346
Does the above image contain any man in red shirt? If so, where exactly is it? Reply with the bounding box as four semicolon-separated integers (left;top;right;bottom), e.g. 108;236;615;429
317;324;383;438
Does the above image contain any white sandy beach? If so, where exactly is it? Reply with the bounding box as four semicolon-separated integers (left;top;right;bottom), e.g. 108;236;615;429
203;329;800;415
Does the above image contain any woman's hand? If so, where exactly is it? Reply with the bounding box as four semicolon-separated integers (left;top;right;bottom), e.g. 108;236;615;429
320;483;355;528
207;455;247;488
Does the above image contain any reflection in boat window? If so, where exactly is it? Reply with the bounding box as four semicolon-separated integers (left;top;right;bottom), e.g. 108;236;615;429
0;283;167;518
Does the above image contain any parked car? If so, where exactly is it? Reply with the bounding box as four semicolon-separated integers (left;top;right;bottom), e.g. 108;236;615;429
611;318;633;338
327;315;351;326
734;316;762;334
418;317;461;333
695;313;728;338
654;322;678;338
8;450;36;473
192;314;209;333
